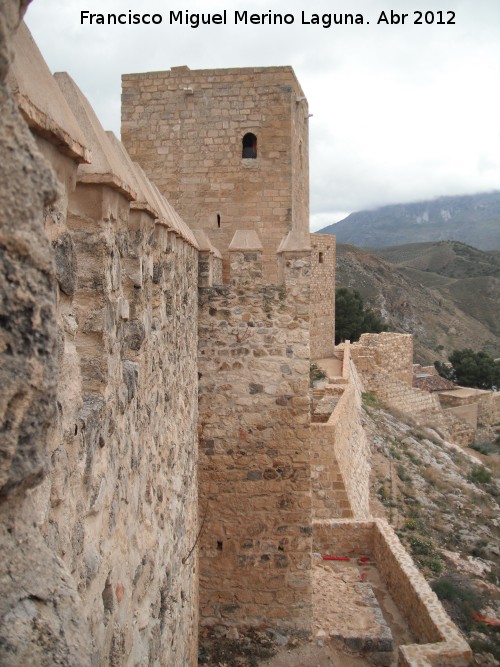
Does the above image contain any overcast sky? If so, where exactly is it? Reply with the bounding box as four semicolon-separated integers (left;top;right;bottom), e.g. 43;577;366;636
25;0;500;231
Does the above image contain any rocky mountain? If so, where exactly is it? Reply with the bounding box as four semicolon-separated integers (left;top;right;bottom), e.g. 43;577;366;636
319;192;500;250
334;241;500;364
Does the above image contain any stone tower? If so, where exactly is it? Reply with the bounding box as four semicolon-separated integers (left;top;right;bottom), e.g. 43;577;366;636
121;65;310;282
122;66;314;634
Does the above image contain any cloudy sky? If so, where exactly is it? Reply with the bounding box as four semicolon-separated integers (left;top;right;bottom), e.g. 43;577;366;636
25;0;500;230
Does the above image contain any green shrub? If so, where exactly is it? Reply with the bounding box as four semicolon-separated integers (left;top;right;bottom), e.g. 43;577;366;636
431;576;482;632
397;464;411;482
309;362;326;386
377;485;388;502
362;391;380;408
468;465;492;484
429;556;443;574
409;535;434;556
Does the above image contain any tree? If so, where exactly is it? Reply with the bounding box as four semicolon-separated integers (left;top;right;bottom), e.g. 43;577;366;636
335;287;388;344
435;348;500;390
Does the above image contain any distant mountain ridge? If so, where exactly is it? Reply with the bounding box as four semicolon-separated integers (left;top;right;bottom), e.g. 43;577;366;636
319;192;500;250
334;240;500;364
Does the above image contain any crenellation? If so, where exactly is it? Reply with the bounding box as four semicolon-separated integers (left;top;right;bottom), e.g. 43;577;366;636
122;65;309;283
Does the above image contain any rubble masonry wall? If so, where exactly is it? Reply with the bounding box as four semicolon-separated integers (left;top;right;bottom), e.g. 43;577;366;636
197;248;313;631
1;20;200;665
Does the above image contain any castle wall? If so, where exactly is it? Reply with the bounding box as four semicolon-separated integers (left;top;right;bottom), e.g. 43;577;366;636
50;177;200;667
477;391;500;426
121;66;309;282
2;24;201;665
310;233;336;359
351;332;414;386
197;244;313;631
312;353;370;520
0;10;91;665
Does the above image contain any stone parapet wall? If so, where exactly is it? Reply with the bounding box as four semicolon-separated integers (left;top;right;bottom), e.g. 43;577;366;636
312;342;370;520
1;23;200;666
367;372;442;417
0;7;93;665
310;234;335;359
313;520;472;667
57;181;199;666
351;333;414;386
477;391;500;426
326;384;370;518
373;521;471;666
350;333;480;447
197;249;313;631
311;422;349;519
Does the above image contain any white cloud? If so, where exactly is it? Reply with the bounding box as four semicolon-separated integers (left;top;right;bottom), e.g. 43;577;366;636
25;0;500;228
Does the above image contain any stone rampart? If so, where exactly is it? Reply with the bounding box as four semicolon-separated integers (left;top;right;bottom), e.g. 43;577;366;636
0;12;91;665
368;373;442;417
351;332;414;386
1;23;200;666
310;234;336;359
197;238;313;632
312;344;370;521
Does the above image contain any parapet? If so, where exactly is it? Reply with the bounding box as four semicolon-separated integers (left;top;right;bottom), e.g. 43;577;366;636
54;72;136;200
228;229;263;252
228;230;263;287
277;229;311;253
106;132;159;219
8;22;90;163
193;229;222;287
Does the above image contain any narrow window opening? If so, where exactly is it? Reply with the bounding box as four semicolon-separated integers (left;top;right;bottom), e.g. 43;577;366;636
217;214;221;228
319;252;324;264
242;133;257;159
217;540;223;551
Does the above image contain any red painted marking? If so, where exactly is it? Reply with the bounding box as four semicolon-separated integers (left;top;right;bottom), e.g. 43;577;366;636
322;555;350;561
358;556;370;563
472;611;500;626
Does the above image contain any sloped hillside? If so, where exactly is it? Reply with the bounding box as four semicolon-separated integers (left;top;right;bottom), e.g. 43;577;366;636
364;397;500;666
372;241;500;342
319;192;500;250
372;241;500;280
335;243;500;363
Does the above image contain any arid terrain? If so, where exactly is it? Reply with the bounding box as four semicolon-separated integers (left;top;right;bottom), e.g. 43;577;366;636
335;241;500;363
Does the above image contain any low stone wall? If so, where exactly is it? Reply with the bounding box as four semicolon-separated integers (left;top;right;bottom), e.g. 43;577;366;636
444;404;478;429
350;333;414;386
311;421;349;518
477;391;500;426
366;372;442;417
329;385;371;518
313;520;472;667
311;342;370;521
313;519;374;556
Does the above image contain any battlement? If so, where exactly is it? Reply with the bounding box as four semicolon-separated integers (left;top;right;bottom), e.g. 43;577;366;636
122;64;310;282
